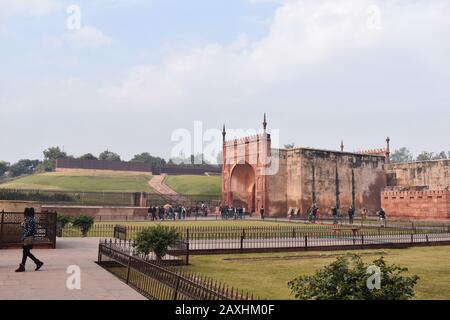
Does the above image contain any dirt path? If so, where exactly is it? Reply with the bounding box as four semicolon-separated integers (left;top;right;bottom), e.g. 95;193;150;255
148;174;189;205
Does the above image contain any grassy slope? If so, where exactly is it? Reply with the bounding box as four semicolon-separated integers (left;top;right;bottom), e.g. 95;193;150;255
164;175;221;196
0;171;154;192
184;246;450;300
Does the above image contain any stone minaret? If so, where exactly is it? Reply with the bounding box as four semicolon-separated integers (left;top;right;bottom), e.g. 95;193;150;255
385;137;391;164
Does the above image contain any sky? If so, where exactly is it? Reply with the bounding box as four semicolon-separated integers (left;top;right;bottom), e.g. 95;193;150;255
1;0;449;164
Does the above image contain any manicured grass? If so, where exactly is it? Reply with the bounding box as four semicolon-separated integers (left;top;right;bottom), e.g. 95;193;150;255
183;246;450;300
0;171;155;192
164;175;221;196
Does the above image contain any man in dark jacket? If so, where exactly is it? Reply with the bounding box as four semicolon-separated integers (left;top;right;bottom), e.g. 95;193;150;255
348;206;355;225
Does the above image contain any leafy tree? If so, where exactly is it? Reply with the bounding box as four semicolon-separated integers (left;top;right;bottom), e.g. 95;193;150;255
133;226;180;261
9;159;40;177
416;151;433;162
131;152;166;166
390;147;413;163
43;146;67;161
0;161;10;176
40;146;69;172
78;153;98;160
432;151;448;160
288;255;419;300
71;215;95;237
98;150;121;161
284;143;295;149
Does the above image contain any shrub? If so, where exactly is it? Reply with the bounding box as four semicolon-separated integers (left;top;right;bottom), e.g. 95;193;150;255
56;214;72;237
71;215;95;237
133;225;180;260
288;255;419;300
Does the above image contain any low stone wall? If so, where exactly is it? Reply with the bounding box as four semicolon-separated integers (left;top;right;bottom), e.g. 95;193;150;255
42;205;148;220
381;189;450;220
0;200;42;213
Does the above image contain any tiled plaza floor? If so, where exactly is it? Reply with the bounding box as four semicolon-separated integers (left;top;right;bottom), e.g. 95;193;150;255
0;238;145;300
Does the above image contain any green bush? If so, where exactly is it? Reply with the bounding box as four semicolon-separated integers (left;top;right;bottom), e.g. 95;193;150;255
133;225;180;260
71;215;95;237
57;214;72;228
288;255;419;300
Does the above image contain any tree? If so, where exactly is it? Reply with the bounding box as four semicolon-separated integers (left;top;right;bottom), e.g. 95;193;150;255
131;152;166;166
71;215;94;237
98;150;121;161
133;226;180;261
43;146;67;161
416;151;433;162
78;153;98;160
0;161;10;176
40;146;69;172
284;143;295;149
9;159;40;177
432;151;448;160
390;147;413;163
288;255;419;300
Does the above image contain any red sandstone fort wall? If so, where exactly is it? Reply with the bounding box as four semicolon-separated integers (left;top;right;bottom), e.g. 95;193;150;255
381;189;450;220
386;160;450;188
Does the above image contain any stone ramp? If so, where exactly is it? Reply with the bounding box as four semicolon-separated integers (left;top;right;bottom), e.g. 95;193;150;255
149;174;189;205
0;238;145;300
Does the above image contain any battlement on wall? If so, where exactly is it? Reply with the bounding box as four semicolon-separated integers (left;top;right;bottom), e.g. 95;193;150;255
382;188;449;197
224;133;270;147
355;148;387;156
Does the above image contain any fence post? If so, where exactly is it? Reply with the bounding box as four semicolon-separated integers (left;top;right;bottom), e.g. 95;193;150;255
0;210;4;248
426;235;429;244
361;234;364;245
240;228;245;252
126;256;132;284
411;234;413;244
304;235;308;249
186;242;190;265
173;276;181;300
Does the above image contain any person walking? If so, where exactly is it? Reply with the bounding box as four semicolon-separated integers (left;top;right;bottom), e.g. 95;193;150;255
348;206;355;225
15;208;44;272
361;207;367;226
378;208;386;227
332;206;338;225
260;206;265;220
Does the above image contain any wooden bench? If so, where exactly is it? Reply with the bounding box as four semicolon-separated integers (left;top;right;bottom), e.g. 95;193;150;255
332;227;360;236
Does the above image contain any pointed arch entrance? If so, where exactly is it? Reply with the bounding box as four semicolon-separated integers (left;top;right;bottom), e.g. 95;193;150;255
230;163;256;213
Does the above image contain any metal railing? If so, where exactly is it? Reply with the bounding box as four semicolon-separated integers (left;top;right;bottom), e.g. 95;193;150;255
0;211;57;248
98;240;254;300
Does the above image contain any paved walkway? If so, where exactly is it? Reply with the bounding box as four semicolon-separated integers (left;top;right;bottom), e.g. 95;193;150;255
149;174;189;205
0;238;146;300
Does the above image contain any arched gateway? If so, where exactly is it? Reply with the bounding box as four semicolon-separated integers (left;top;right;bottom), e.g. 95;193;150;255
230;163;256;212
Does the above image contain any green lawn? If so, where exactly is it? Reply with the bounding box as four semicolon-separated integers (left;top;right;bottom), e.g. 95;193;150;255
0;171;155;192
184;246;450;300
164;175;221;196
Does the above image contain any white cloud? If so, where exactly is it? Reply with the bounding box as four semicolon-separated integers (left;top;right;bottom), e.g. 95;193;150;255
48;26;113;48
102;0;450;108
0;0;61;17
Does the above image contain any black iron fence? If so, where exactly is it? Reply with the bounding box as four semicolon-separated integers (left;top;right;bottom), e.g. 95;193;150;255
0;188;220;208
0;211;57;248
62;222;450;253
98;240;254;300
99;238;189;266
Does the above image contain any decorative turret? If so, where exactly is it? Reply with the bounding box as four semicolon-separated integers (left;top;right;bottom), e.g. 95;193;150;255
222;124;226;143
263;113;267;132
340;140;344;152
386;137;391;164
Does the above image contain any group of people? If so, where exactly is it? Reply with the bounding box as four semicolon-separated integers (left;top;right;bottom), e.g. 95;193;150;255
147;202;209;220
219;206;246;220
330;205;387;226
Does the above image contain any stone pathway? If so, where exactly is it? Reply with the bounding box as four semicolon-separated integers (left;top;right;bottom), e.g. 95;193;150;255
149;174;189;205
0;238;146;300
